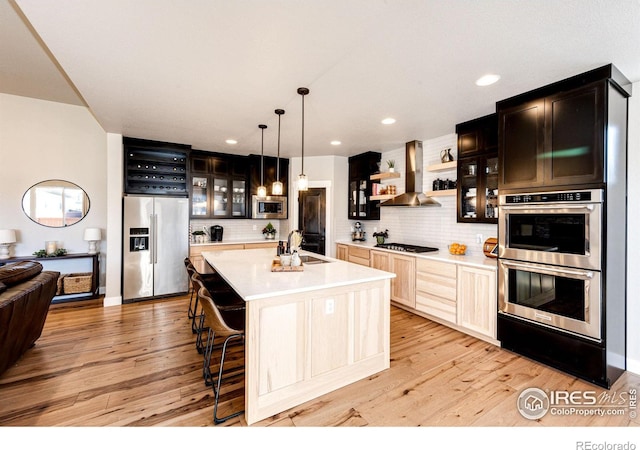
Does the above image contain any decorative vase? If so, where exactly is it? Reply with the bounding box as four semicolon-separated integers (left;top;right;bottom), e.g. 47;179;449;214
376;236;385;245
389;167;395;173
265;232;275;240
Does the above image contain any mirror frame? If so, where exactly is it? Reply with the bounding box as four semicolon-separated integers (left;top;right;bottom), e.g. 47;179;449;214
21;179;91;228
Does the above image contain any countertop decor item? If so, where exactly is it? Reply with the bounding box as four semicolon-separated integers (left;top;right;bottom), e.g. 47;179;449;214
33;248;67;258
262;222;276;239
387;159;395;172
83;228;102;255
0;229;17;260
373;229;389;245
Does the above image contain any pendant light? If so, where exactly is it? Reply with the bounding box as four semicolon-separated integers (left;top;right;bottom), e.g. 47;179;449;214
257;124;268;198
272;109;285;196
297;87;309;191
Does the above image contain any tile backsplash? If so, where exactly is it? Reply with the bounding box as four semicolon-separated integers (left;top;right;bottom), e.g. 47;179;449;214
190;219;290;243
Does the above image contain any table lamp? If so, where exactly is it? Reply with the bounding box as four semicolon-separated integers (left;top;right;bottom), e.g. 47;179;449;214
0;229;17;260
83;228;102;255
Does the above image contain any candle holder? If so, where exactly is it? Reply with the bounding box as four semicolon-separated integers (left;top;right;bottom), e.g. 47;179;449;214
46;241;58;256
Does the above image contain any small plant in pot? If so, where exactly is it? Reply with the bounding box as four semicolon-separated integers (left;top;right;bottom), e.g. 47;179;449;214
373;229;389;245
387;160;395;172
262;222;276;239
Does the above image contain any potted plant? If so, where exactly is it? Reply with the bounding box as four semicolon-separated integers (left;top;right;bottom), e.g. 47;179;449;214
387;160;395;172
373;229;389;245
262;222;276;240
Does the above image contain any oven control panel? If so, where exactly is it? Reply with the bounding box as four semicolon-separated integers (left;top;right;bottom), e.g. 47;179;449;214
503;190;600;204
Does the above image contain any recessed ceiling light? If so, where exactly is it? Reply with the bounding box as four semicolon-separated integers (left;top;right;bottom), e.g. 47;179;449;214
475;74;501;86
330;140;341;146
381;117;396;125
225;139;238;145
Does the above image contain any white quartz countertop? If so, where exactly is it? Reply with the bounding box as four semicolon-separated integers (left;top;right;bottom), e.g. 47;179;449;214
202;248;395;301
336;240;498;270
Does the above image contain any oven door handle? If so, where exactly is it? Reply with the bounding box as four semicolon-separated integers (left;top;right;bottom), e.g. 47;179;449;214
499;204;595;212
500;259;594;280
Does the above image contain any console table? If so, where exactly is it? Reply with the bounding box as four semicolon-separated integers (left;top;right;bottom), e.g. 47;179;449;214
0;253;99;303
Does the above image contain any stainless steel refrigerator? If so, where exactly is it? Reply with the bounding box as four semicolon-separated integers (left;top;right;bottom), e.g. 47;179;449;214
123;195;189;301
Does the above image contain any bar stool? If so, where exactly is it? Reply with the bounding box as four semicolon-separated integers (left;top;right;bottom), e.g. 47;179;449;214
198;287;245;424
185;258;197;320
191;272;244;355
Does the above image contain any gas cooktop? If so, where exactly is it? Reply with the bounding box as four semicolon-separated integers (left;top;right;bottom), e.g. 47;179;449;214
375;243;439;253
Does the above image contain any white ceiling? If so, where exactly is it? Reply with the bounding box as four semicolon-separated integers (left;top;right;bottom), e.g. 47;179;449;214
2;0;640;159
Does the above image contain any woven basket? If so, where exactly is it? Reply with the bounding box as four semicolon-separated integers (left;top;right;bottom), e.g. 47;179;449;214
56;275;66;295
63;273;92;294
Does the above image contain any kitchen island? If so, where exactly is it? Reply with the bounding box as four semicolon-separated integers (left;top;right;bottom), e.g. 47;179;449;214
202;247;395;425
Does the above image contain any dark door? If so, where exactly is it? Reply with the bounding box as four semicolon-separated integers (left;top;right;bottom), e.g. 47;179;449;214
299;188;326;255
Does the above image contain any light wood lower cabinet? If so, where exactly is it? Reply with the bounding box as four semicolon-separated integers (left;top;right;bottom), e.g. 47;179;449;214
371;250;415;309
337;243;497;343
457;265;497;340
336;244;348;261
415;258;457;324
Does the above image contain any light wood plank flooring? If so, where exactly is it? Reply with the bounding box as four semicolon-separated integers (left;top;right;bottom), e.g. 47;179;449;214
0;294;638;427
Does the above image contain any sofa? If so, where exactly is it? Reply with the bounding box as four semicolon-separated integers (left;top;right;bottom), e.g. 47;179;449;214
0;260;59;376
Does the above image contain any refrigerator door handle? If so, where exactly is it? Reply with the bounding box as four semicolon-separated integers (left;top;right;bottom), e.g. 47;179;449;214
150;214;156;264
153;214;159;264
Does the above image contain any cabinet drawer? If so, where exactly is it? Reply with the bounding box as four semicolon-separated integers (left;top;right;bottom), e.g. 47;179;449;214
348;255;370;266
416;292;456;323
416;272;456;301
416;258;456;278
348;247;370;266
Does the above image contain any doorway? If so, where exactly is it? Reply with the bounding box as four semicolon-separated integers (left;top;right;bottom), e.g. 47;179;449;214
298;187;326;255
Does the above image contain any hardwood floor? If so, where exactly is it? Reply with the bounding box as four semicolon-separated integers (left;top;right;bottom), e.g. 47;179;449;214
1;294;638;428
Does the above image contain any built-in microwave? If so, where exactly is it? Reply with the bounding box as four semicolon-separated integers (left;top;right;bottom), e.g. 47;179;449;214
252;195;287;219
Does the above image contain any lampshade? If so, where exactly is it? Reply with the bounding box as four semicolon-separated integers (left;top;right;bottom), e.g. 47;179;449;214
272;109;285;196
83;228;102;241
297;87;310;192
257;124;267;198
0;229;16;244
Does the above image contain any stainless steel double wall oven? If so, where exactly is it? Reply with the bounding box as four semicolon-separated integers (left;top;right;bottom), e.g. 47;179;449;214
498;190;603;341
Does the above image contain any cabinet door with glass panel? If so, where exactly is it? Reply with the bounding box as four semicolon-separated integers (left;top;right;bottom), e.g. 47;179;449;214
457;154;498;224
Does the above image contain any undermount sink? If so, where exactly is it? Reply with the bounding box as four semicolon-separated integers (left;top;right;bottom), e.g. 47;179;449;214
299;255;331;264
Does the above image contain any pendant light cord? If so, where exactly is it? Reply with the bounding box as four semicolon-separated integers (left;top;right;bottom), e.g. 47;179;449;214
301;93;305;175
276;113;281;182
260;126;264;186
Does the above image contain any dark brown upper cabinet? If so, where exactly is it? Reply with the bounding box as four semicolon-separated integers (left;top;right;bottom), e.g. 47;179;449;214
497;64;631;193
189;150;249;219
455;113;498;158
455;114;498;224
348;151;381;220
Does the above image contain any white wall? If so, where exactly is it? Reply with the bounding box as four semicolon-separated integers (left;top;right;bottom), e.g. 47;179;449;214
0;93;108;287
626;81;640;373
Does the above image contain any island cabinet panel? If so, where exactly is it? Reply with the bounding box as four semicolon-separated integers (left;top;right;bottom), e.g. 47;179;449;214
245;279;390;425
311;292;350;376
257;301;305;394
415;258;457;324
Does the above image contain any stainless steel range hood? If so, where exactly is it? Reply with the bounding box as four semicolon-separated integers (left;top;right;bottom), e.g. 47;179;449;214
380;140;441;207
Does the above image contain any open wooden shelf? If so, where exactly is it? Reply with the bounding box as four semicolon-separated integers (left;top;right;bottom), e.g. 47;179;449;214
370;194;397;201
426;161;457;172
425;189;457;197
370;172;401;181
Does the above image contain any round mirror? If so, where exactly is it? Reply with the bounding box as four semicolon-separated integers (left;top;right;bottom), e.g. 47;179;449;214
22;180;90;227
